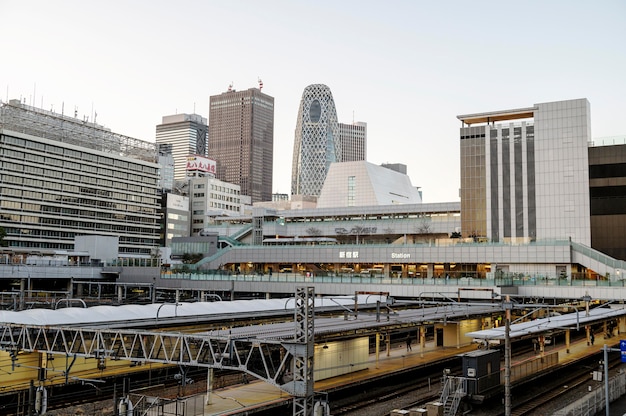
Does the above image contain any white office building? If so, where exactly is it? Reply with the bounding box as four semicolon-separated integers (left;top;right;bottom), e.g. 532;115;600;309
458;98;591;245
0;100;161;258
156;114;208;182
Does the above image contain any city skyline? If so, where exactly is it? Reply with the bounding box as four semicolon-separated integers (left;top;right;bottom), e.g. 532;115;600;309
2;0;625;203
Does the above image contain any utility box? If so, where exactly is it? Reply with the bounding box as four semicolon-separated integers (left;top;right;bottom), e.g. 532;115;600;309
460;349;501;398
426;402;443;416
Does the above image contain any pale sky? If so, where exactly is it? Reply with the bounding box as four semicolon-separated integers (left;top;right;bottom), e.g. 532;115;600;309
2;1;625;203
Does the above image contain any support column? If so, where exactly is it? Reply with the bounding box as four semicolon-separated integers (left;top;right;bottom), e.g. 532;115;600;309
19;278;25;310
76;283;83;298
292;287;315;416
386;333;391;357
375;333;380;369
565;329;571;353
206;368;213;405
427;263;434;278
420;326;426;358
619;317;626;334
117;286;123;304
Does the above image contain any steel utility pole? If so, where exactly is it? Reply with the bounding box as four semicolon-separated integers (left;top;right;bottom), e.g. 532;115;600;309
503;295;513;416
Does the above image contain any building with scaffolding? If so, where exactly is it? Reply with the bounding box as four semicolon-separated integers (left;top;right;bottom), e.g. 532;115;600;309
0;99;161;259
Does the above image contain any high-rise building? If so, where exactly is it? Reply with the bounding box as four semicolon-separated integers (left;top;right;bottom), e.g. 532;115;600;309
339;121;367;162
589;137;626;261
0;100;161;257
208;87;274;203
161;193;190;247
156;114;208;182
458;98;591;245
157;143;175;193
291;84;340;198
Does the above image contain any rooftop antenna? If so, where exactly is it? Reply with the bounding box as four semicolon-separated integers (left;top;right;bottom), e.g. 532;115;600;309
228;82;233;92
258;78;263;91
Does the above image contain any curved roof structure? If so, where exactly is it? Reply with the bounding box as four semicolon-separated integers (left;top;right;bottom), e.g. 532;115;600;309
0;295;386;327
466;305;626;340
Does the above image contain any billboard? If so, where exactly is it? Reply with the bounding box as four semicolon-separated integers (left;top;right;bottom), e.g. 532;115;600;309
186;155;216;175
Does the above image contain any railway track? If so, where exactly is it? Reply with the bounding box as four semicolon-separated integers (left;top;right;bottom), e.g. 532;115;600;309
506;355;621;416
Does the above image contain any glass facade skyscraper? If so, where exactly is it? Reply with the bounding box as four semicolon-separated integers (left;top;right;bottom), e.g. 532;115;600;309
208;88;274;203
339;122;367;162
291;84;340;197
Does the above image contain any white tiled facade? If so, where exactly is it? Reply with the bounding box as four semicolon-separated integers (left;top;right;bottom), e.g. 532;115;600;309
189;176;242;235
317;161;422;208
533;99;591;245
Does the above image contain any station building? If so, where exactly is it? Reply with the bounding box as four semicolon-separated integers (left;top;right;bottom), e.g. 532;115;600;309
174;99;625;285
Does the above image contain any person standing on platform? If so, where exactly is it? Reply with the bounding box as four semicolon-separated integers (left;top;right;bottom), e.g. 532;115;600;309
406;334;412;351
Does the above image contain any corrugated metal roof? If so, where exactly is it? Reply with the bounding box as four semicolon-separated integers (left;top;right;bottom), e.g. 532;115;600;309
0;295;382;326
466;306;626;340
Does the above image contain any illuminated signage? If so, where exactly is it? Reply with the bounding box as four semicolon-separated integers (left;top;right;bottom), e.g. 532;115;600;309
391;253;411;259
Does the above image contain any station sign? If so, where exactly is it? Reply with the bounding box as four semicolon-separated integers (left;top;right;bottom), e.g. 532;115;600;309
620;339;626;363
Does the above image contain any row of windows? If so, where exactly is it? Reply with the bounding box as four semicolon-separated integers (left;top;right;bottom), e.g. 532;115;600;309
209;202;239;211
210;193;240;203
0;174;157;204
3;135;157;174
2;153;158;188
1;186;156;209
0;204;157;225
2;219;157;236
3;160;145;189
0;194;156;217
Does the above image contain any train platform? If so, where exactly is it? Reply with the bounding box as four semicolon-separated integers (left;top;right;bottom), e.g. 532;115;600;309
202;333;614;415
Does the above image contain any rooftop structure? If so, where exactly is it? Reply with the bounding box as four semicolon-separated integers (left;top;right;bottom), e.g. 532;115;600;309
0;99;157;161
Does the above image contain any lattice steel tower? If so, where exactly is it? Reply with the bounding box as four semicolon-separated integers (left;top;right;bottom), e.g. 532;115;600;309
291;84;340;197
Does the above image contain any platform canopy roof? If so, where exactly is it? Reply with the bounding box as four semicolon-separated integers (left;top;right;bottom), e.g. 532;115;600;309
466;306;626;340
